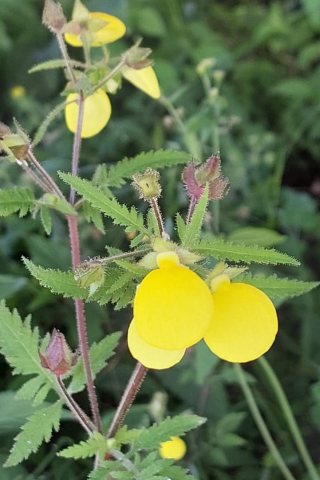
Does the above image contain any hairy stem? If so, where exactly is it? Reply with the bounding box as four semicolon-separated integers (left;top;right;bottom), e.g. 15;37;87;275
27;150;65;199
67;215;102;433
150;197;165;238
56;376;95;435
107;362;148;439
56;32;77;85
234;364;296;480
70;90;84;205
186;196;197;224
21;162;52;193
257;357;320;480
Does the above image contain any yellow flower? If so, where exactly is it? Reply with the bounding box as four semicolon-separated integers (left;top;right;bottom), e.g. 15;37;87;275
134;251;214;350
204;277;278;363
127;319;185;369
159;437;187;460
65;89;111;138
122;66;161;99
64;12;126;47
10;86;26;99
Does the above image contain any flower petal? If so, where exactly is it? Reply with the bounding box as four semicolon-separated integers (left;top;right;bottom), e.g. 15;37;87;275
65;89;111;138
128;319;185;369
204;283;278;363
64;12;126;47
159;437;187;460
134;265;213;350
122;66;161;99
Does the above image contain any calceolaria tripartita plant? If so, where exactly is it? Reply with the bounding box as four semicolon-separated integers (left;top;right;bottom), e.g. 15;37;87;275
0;1;319;479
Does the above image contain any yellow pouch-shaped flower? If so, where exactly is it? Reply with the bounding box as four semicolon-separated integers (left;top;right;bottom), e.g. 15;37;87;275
127;319;185;370
122;66;161;99
65;12;126;47
159;436;187;460
204;281;278;363
134;252;213;350
65;89;111;138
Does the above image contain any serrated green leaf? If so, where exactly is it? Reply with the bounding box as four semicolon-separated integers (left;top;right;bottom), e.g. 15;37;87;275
228;227;286;247
193;239;300;265
59;431;108;459
115;259;147;277
0;187;35;217
16;376;45;402
132;415;206;452
83;201;105;233
114;282;136;310
40;206;52;235
176;213;187;242
234;274;319;299
23;258;88;299
58;173;150;236
107;150;190;187
29;58;83;73
0;302;56;398
182;185;208;247
5;401;62;467
33;101;69;146
69;332;121;394
38;194;77;215
159;464;196;480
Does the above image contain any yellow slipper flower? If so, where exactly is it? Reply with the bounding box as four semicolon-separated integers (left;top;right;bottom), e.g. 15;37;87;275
64;12;126;47
134;251;214;350
159;437;187;460
204;278;278;363
127;319;185;370
122;65;161;99
65;89;111;138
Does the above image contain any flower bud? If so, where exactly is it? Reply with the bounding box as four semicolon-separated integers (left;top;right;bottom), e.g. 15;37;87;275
182;155;229;201
124;46;153;70
159;437;187;460
43;0;66;33
39;329;76;376
133;169;161;199
196;58;216;75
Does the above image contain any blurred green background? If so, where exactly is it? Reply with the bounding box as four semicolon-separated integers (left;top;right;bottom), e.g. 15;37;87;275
1;0;320;479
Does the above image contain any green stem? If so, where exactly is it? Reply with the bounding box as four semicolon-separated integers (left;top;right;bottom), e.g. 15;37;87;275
234;364;296;480
94;58;126;92
257;357;320;480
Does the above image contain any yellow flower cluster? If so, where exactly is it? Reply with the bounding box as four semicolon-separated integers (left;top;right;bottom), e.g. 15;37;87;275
128;252;278;369
64;9;160;138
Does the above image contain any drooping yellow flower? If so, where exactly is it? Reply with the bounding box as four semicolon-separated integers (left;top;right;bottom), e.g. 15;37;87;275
127;319;185;369
204;277;278;363
64;12;126;47
134;251;214;350
122;66;161;99
159;437;187;460
65;89;111;138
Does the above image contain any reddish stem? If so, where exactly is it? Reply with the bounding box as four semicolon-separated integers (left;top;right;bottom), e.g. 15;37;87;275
68;214;102;433
107;362;148;439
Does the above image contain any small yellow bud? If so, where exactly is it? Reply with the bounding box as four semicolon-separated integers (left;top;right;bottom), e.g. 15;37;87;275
159;437;187;460
132;169;161;199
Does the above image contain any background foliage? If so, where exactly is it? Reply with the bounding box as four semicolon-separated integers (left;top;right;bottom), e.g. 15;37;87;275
0;0;320;479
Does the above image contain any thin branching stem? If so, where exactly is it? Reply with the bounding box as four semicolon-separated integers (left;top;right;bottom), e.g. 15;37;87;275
21;162;52;193
94;59;126;92
107;362;148;439
234;364;296;480
56;376;95;435
27;149;65;199
257;357;320;480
